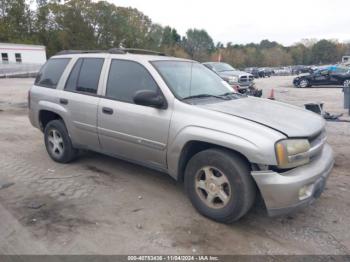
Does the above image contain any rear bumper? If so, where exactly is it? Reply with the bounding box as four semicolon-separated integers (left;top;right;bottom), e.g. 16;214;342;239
251;144;334;216
28;108;38;128
238;82;254;88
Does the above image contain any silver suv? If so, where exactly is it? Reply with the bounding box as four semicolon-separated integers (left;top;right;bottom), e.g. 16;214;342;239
29;49;334;223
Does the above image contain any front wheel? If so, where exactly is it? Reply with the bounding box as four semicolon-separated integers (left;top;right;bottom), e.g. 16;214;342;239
343;80;350;88
184;148;256;223
299;79;310;88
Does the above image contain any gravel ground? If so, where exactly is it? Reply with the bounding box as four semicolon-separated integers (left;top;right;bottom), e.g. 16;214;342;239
0;77;349;255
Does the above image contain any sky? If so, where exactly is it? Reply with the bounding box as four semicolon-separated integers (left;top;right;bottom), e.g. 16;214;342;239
108;0;350;46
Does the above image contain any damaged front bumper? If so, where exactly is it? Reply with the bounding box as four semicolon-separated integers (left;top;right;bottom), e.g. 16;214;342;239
251;143;334;216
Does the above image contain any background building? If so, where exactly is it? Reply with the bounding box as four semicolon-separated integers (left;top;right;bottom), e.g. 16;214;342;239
0;43;46;77
342;55;350;63
0;43;46;64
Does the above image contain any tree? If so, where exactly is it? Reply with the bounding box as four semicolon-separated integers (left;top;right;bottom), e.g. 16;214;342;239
0;0;347;66
182;29;214;61
89;1;119;49
311;39;339;64
162;26;180;46
0;0;33;42
261;47;292;66
260;39;279;49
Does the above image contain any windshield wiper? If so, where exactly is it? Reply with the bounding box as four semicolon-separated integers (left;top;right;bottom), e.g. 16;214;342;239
182;94;230;100
218;70;234;72
219;92;244;98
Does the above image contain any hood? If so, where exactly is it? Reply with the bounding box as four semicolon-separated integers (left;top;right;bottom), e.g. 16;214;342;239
219;70;252;78
199;97;325;138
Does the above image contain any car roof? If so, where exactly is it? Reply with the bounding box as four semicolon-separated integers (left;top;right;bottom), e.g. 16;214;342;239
50;52;193;63
202;62;226;65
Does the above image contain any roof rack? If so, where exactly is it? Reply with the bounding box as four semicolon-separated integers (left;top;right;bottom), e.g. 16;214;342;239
110;48;166;56
55;48;167;56
55;50;107;55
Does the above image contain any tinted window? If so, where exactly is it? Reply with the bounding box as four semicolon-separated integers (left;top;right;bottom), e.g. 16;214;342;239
65;59;83;92
333;67;349;74
15;53;22;63
65;58;104;94
35;58;70;88
2;53;8;63
211;63;236;72
106;60;158;103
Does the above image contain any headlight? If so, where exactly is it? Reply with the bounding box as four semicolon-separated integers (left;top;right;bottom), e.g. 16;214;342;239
275;139;310;169
228;76;239;84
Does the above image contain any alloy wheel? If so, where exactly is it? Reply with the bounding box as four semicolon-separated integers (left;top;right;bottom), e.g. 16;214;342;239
47;129;64;158
299;79;308;88
195;166;231;209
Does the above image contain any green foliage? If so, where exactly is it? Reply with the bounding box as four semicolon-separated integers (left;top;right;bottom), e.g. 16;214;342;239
310;39;341;64
215;39;349;68
182;29;215;61
0;0;34;42
0;0;348;66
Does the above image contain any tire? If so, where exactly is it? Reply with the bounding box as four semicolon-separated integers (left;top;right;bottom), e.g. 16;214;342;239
343;79;350;88
299;79;309;88
184;148;256;223
44;119;78;163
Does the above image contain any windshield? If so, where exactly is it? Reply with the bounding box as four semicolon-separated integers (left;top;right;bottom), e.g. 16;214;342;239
211;63;236;72
152;61;234;100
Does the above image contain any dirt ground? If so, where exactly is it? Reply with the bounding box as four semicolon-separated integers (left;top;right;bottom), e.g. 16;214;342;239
0;76;349;255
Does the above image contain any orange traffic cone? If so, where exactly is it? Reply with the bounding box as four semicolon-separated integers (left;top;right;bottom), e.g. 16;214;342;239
268;88;275;100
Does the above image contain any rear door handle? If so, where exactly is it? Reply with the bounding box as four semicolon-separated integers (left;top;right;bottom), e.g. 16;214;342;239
59;98;68;105
102;107;113;115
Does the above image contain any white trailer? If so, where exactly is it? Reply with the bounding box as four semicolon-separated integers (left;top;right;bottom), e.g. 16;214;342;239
0;43;46;64
342;55;350;63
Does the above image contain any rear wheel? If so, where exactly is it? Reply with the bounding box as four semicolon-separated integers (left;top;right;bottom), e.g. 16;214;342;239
299;79;309;88
343;80;350;88
44;120;78;163
184;148;256;223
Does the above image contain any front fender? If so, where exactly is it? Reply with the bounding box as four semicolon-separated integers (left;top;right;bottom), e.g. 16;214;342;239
167;126;278;179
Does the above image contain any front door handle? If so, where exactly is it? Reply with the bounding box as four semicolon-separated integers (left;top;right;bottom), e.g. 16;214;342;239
102;107;113;115
59;98;68;105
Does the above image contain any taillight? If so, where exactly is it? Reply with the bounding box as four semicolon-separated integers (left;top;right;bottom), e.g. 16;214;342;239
28;89;31;109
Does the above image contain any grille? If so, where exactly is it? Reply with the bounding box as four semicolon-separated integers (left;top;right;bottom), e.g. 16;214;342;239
239;76;248;82
239;75;254;83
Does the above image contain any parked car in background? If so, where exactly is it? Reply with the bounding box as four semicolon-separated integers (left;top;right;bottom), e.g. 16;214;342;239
274;67;292;76
292;65;312;75
245;67;260;78
203;62;262;97
293;67;350;88
259;67;274;77
29;49;334;223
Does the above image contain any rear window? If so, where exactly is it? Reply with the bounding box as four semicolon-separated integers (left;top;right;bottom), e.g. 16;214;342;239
35;58;70;89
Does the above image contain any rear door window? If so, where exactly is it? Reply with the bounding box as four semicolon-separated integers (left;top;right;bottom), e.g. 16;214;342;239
65;58;104;94
35;58;71;89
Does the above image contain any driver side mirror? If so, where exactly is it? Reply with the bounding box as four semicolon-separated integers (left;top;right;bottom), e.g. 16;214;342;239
133;90;167;109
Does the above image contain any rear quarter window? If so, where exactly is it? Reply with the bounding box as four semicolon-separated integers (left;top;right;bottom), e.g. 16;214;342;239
64;58;104;94
35;58;71;89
